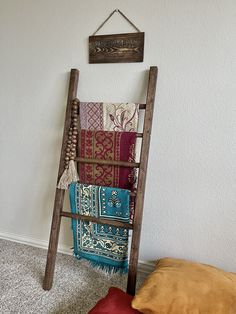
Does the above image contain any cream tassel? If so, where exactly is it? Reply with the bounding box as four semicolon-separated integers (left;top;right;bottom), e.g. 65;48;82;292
57;160;79;189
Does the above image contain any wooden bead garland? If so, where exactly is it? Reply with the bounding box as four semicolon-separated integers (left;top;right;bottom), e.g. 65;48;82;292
57;98;79;189
64;99;79;169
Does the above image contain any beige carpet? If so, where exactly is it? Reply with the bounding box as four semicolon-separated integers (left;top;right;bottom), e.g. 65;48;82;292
0;239;144;313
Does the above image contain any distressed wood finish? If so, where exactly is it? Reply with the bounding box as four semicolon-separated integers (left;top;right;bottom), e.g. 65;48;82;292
127;66;158;295
43;69;79;290
89;32;144;63
75;157;140;168
43;67;158;294
61;211;133;230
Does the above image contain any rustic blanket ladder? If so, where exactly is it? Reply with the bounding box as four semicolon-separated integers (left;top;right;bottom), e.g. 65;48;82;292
43;66;158;295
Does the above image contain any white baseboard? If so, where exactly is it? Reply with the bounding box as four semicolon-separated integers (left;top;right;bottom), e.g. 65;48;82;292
0;230;155;276
138;260;156;277
0;230;72;255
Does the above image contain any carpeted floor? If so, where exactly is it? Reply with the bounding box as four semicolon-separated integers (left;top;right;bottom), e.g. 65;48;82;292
0;239;144;313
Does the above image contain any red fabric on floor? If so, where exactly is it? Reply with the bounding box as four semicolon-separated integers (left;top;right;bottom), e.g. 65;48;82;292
88;287;141;314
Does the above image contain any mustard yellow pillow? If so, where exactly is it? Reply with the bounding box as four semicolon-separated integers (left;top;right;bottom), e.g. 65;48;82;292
132;258;236;314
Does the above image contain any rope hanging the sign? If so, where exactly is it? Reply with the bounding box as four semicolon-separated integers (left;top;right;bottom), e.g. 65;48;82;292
92;9;141;36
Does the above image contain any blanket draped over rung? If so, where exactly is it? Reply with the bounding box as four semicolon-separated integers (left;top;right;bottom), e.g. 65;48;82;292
57;102;139;190
78;130;137;191
80;102;139;132
69;182;130;273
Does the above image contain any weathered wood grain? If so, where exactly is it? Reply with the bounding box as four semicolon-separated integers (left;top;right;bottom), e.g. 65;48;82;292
43;67;158;296
127;66;158;295
89;32;144;63
75;157;140;168
61;211;133;229
43;69;79;291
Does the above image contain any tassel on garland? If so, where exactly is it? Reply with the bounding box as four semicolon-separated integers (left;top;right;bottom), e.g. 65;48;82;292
57;98;79;189
57;160;79;189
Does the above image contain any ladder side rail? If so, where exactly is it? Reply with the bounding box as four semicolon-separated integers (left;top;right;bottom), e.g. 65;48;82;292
43;69;79;290
127;66;158;295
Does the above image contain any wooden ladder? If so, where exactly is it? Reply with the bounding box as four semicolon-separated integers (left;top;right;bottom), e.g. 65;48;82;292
43;66;158;295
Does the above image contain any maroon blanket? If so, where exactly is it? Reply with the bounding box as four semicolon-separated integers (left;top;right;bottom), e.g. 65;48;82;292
78;130;136;191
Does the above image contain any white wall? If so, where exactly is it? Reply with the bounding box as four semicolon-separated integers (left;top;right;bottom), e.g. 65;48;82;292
0;0;236;271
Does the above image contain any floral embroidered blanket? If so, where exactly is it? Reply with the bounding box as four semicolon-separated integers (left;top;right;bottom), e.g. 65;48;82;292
80;102;139;132
78;130;136;191
69;182;130;273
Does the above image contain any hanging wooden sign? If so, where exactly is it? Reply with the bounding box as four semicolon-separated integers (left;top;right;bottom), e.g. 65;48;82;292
89;32;144;63
89;10;144;64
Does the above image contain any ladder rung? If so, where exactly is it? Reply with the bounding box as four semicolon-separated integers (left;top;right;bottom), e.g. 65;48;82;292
76;129;142;138
61;211;133;229
77;104;146;113
75;157;140;168
75;182;136;197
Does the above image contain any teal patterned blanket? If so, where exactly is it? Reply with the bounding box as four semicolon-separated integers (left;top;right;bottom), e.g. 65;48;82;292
69;182;130;273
